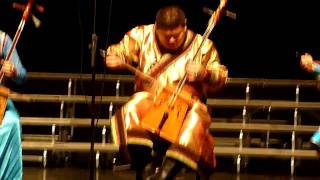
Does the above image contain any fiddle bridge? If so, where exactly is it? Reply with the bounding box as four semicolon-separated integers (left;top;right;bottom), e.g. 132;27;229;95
140;91;189;143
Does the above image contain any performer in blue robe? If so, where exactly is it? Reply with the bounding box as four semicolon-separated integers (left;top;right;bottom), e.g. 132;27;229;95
0;30;27;180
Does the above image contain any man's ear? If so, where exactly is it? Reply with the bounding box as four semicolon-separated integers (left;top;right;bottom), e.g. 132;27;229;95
154;23;159;34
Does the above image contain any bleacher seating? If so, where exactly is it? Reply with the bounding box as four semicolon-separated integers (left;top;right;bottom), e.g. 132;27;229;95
9;72;320;175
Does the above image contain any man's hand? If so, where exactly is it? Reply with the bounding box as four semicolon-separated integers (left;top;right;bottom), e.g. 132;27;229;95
1;60;16;78
300;53;315;73
217;64;228;83
186;62;206;82
105;55;124;69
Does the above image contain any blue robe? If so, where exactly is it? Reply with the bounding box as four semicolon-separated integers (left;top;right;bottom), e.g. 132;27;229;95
311;62;320;147
0;30;27;180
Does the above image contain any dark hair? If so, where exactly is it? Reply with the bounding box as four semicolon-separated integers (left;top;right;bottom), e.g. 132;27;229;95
155;5;186;29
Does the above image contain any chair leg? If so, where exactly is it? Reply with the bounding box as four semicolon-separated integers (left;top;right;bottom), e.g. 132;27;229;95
127;145;152;180
196;172;201;180
152;158;183;180
196;168;212;180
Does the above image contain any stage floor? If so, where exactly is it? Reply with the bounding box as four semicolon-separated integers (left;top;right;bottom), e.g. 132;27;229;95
23;166;319;180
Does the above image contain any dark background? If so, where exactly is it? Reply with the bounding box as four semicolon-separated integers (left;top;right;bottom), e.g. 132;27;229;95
0;0;319;79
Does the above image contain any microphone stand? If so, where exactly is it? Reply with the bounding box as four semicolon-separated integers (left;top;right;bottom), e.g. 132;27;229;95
89;0;97;179
89;33;97;180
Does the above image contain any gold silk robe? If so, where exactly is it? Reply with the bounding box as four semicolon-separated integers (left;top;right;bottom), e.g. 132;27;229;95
108;24;227;171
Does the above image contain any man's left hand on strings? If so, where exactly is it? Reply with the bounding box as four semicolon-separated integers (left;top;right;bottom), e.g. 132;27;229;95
186;62;206;82
1;60;16;78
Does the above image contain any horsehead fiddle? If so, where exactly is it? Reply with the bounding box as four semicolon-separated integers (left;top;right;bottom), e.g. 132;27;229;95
120;0;229;143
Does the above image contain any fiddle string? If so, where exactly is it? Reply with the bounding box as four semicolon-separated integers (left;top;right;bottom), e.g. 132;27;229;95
122;0;227;107
124;63;195;104
169;0;228;106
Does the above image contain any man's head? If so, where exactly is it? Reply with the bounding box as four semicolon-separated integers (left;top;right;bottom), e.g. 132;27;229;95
155;5;187;53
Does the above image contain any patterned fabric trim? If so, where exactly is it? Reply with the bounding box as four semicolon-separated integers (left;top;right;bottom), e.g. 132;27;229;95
0;31;6;57
166;149;197;170
110;116;120;145
127;137;153;148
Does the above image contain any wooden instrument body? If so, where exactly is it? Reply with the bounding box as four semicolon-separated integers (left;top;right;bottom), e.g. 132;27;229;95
0;86;9;125
141;84;195;143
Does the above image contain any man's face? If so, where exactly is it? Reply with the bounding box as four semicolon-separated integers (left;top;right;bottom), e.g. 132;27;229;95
155;24;187;52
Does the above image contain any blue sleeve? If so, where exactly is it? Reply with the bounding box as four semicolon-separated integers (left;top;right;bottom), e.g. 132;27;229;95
314;63;320;76
3;34;27;84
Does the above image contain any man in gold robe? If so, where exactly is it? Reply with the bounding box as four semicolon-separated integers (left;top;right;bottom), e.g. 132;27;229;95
105;5;228;180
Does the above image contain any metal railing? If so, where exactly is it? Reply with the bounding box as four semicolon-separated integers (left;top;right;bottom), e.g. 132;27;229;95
15;72;320;175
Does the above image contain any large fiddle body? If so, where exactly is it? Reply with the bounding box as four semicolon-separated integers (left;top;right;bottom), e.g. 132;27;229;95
140;82;199;143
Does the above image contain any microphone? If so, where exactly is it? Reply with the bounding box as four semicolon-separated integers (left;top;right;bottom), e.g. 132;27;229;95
203;6;236;20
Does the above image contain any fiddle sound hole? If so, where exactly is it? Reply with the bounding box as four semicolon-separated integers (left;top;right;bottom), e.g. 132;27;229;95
158;112;169;130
